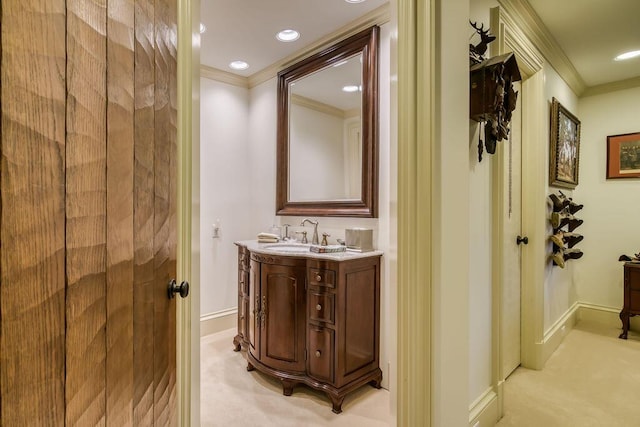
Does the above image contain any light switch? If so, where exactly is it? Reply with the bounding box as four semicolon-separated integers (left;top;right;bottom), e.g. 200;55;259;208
212;219;221;238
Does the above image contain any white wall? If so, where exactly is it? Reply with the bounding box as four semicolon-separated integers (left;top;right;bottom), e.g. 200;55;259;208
468;0;498;408
432;0;471;424
575;86;640;308
542;64;580;331
247;78;279;233
199;78;253;315
199;23;395;391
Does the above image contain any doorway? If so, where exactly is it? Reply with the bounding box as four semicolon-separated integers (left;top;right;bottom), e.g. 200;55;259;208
490;6;548;420
500;81;523;380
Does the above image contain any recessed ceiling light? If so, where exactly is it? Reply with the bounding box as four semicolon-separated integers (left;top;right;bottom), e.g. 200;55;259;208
342;85;361;93
614;50;640;61
276;29;300;42
229;60;249;70
345;0;366;3
199;23;207;34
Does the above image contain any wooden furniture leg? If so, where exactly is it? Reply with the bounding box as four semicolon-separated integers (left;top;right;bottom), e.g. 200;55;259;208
619;310;629;339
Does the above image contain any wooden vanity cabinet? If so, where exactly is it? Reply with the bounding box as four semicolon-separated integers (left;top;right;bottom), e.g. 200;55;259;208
235;245;382;413
619;262;640;339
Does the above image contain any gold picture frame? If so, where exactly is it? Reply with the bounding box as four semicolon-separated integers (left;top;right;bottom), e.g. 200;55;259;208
549;97;581;189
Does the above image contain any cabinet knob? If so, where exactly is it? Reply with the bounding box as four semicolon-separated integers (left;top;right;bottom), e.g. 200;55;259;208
316;274;322;282
315;350;321;358
316;304;322;311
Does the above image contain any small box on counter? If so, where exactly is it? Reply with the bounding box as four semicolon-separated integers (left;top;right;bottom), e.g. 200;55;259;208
309;245;346;254
345;228;374;252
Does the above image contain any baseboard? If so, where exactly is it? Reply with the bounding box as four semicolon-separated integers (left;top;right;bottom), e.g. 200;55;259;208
577;302;640;331
200;308;237;337
539;301;579;366
469;387;498;427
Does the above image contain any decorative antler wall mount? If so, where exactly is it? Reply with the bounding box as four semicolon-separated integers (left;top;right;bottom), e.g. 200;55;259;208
469;21;521;162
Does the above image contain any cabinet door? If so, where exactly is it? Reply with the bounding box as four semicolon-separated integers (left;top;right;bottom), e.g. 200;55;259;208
260;263;306;373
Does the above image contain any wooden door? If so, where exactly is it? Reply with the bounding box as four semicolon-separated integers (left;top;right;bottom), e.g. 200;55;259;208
0;0;178;425
260;263;307;373
501;81;523;379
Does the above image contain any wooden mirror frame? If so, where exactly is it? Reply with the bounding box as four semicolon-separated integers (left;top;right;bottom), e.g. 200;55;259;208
276;25;379;217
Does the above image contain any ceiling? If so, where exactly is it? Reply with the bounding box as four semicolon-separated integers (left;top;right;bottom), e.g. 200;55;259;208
200;0;640;89
200;0;387;78
527;0;640;87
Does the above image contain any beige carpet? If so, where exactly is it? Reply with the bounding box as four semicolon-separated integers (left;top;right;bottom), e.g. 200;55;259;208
203;322;640;426
201;328;393;427
497;321;640;427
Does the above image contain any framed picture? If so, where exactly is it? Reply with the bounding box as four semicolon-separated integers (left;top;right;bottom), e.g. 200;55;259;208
606;132;640;179
549;98;581;189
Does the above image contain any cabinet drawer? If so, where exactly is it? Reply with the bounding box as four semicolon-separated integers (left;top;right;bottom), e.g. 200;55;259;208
308;291;335;325
308;268;336;289
630;290;640;313
629;269;640;291
308;326;334;382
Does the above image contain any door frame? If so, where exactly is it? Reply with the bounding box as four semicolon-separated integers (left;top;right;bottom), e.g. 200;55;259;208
490;4;546;418
176;0;436;424
177;0;200;425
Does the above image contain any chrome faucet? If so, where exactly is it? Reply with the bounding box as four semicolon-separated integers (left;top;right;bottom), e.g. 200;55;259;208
300;218;319;245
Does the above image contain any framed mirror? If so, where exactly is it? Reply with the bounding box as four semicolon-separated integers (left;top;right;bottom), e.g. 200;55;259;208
276;26;379;217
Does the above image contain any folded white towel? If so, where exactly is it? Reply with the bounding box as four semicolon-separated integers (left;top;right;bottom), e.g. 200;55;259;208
257;237;279;243
257;232;279;240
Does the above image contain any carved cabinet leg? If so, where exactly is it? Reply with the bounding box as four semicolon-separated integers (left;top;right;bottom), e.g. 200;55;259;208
281;379;296;396
233;335;242;352
247;361;255;372
369;370;383;389
329;394;346;414
619;311;629;339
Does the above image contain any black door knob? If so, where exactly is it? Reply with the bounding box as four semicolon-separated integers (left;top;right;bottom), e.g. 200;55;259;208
168;279;190;299
516;235;529;245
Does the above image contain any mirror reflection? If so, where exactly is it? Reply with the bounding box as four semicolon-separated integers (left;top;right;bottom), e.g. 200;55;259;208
288;53;363;202
276;25;379;217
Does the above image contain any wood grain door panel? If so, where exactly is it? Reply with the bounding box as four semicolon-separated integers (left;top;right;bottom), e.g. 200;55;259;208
0;2;67;424
0;0;178;424
65;0;108;424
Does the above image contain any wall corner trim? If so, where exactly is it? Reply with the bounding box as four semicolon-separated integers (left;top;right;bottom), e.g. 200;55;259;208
534;301;580;369
200;65;250;88
469;388;499;427
581;75;640;98
200;308;238;337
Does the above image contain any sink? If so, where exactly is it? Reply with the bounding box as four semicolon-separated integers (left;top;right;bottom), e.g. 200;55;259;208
262;243;311;253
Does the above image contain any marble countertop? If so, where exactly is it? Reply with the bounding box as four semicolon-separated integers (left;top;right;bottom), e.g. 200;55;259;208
235;240;383;261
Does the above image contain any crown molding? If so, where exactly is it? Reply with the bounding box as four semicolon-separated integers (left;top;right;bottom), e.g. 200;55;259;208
200;64;249;88
581;75;640;98
490;6;543;78
498;0;586;96
291;94;346;118
247;3;390;89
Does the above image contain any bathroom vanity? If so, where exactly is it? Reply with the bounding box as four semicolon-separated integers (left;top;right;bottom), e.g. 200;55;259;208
233;241;383;413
